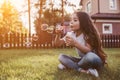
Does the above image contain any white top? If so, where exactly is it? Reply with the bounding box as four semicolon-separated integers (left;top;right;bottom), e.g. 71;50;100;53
62;31;86;57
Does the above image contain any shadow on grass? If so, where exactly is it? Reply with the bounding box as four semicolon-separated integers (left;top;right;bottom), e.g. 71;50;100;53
99;66;120;80
111;53;120;58
0;50;56;63
53;68;100;80
52;66;120;80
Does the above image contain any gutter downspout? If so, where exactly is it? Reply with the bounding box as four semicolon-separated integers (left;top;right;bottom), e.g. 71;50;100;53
94;19;96;24
94;0;100;26
98;0;100;14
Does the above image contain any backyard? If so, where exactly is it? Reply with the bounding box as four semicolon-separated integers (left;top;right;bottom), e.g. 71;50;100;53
0;48;120;80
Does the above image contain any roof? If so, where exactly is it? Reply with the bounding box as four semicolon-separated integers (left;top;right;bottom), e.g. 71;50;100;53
91;13;120;20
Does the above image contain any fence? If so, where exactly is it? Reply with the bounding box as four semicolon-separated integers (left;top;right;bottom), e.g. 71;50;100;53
0;33;120;49
101;34;120;48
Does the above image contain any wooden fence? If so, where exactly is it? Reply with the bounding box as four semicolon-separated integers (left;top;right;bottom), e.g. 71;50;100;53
101;34;120;48
0;33;120;49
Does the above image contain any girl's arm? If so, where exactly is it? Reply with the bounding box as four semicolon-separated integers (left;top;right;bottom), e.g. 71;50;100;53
53;26;65;47
54;34;65;47
66;36;92;54
74;41;92;54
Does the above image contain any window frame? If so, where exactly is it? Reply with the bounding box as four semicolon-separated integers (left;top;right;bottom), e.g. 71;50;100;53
102;23;113;34
109;0;117;10
86;1;92;13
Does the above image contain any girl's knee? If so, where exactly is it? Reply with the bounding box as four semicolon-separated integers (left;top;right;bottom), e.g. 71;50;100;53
81;52;101;65
85;52;98;60
86;52;103;65
58;54;66;61
84;52;93;61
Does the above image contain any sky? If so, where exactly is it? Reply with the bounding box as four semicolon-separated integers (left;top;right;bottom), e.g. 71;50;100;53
0;0;81;34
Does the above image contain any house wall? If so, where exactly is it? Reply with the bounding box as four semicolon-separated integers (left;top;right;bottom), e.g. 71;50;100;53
94;20;120;35
81;0;90;12
118;0;120;12
91;0;98;15
81;0;120;35
81;0;98;15
81;0;120;14
113;23;120;34
99;0;120;13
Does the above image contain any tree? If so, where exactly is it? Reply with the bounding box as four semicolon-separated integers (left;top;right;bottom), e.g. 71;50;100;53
42;8;70;25
0;0;27;34
34;0;72;34
34;0;46;34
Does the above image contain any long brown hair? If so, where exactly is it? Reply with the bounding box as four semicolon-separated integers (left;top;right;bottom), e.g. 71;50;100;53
76;11;107;64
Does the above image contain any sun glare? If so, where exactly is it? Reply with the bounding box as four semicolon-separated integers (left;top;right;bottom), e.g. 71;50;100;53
10;0;25;10
0;0;81;34
0;0;25;11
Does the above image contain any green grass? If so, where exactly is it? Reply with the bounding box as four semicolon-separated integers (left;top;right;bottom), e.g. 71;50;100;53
0;48;120;80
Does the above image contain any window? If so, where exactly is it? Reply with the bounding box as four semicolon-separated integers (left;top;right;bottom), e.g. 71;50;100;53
109;0;117;10
102;24;113;34
86;2;91;13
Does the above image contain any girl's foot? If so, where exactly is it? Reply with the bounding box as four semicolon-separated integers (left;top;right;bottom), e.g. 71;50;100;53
87;68;99;77
58;64;66;70
79;68;99;77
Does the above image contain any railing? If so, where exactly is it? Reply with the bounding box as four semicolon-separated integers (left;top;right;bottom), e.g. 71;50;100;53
0;33;120;49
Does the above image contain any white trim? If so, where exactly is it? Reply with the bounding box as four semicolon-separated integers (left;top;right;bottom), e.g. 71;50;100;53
109;0;117;10
94;20;120;23
102;23;113;34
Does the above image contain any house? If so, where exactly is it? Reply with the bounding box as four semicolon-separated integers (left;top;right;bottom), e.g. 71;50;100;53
80;0;120;35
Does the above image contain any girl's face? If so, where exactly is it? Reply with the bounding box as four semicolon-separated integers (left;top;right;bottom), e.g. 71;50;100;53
70;13;80;32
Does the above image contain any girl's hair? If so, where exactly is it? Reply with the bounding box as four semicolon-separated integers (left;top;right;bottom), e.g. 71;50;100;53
76;11;107;64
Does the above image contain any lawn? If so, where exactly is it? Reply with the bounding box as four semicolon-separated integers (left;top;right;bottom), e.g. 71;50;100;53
0;48;120;80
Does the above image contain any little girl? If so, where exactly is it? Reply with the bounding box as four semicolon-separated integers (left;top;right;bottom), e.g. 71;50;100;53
54;11;107;77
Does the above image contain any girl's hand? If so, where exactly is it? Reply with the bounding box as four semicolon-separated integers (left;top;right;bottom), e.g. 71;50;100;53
55;29;63;34
55;26;63;35
65;36;76;46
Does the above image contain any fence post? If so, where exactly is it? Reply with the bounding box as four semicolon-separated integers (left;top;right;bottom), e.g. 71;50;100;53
10;33;12;48
118;35;120;48
0;35;3;49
